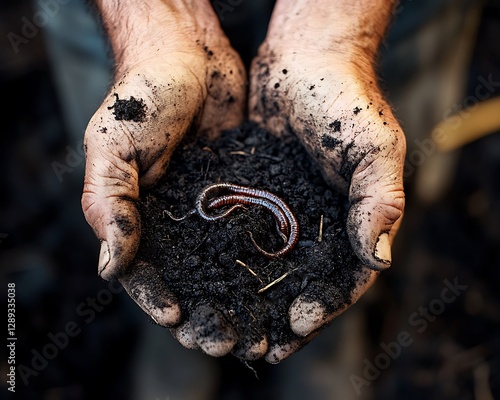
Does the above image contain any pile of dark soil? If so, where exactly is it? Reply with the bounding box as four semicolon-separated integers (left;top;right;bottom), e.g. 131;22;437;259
136;122;364;355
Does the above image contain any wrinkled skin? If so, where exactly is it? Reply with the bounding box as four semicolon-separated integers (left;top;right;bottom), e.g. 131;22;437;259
82;0;405;362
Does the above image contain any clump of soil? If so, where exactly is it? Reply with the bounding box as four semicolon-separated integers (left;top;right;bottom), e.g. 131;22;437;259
136;122;364;354
107;93;146;122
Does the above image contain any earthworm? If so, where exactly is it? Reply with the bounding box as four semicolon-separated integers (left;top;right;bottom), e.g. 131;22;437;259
167;183;299;258
203;184;299;258
207;194;289;243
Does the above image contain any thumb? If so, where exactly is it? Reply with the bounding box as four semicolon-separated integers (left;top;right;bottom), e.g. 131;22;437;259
82;129;142;281
347;138;405;271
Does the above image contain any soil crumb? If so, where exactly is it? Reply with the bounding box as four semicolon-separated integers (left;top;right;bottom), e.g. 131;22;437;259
108;93;146;122
136;121;364;353
329;120;342;132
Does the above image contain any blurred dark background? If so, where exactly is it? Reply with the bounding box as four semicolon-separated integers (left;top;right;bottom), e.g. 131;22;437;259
1;0;499;399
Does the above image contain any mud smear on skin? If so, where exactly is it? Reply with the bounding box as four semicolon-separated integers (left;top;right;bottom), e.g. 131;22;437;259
136;122;365;353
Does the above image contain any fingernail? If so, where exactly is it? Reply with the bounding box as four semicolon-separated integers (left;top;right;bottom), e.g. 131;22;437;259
290;299;326;337
98;241;110;275
374;233;391;266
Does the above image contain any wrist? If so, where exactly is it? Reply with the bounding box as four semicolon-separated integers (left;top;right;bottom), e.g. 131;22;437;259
266;0;396;62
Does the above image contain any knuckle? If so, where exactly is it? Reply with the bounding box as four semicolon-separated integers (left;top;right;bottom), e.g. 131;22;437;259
377;190;405;223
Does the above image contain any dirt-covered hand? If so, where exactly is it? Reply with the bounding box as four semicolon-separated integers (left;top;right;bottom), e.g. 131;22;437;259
81;0;246;349
248;0;405;362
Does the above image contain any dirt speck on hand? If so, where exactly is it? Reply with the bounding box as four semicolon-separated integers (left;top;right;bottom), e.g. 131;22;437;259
329;120;342;132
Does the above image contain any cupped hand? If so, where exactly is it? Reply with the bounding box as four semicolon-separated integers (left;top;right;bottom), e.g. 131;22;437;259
81;1;247;351
248;7;406;362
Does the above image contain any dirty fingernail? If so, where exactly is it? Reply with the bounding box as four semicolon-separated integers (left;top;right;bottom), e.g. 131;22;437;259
98;240;110;275
374;233;391;268
290;299;326;337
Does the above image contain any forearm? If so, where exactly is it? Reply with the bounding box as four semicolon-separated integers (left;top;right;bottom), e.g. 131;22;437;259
267;0;397;60
94;0;220;67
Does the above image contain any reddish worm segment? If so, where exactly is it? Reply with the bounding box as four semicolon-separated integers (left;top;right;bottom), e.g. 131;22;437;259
167;183;299;258
209;195;297;258
202;184;299;258
207;194;290;244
